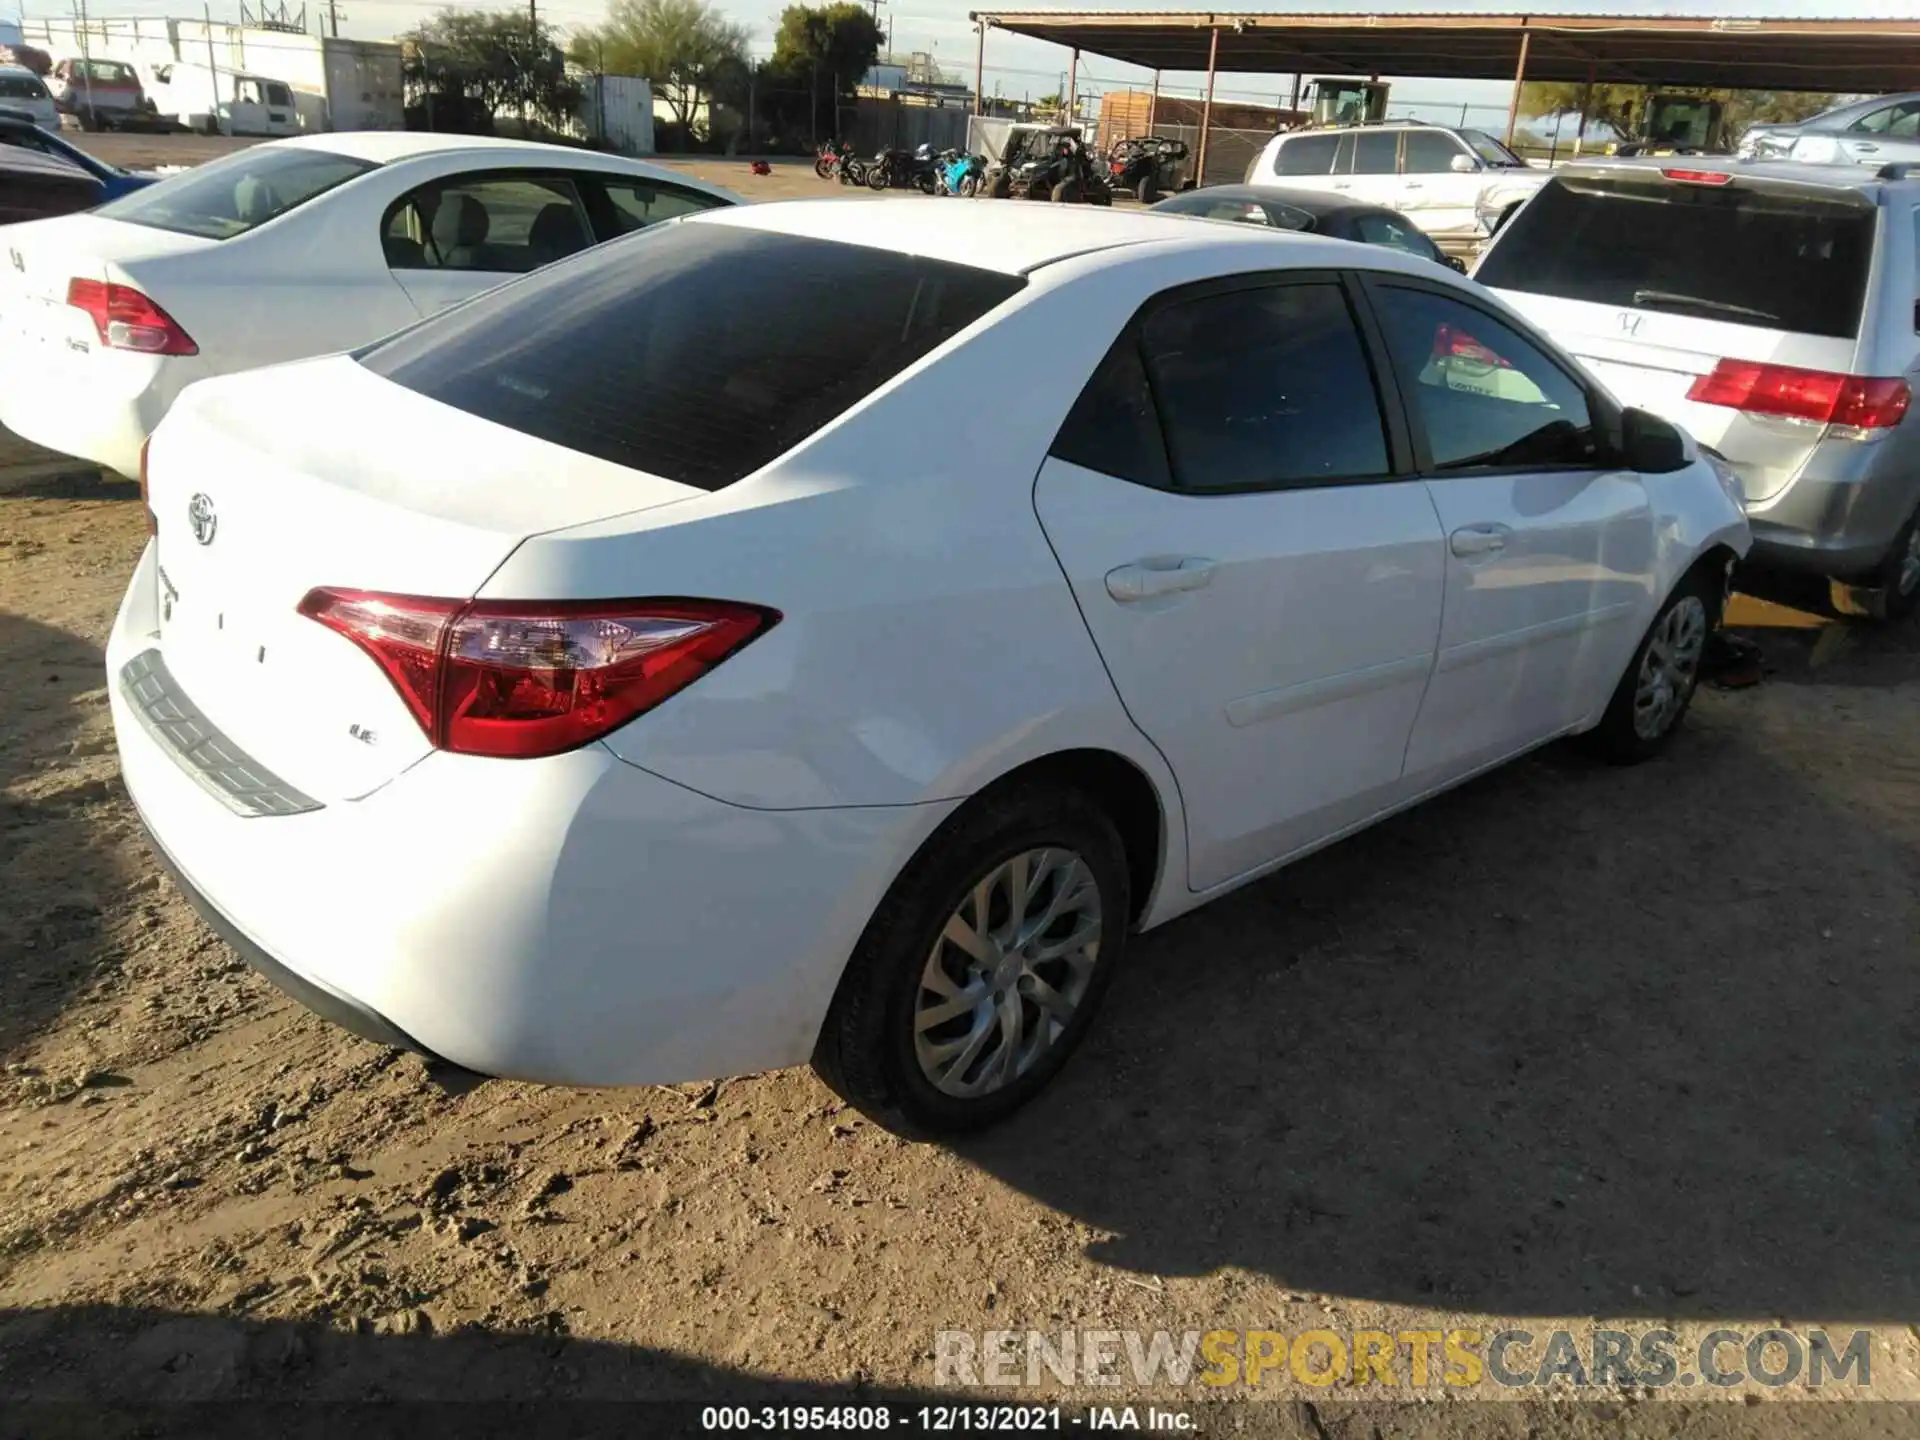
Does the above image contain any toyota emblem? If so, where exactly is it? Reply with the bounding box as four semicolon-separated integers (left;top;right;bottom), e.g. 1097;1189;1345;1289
187;493;217;546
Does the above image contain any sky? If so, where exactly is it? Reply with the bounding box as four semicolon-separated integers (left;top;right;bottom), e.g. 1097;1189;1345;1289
12;0;1531;124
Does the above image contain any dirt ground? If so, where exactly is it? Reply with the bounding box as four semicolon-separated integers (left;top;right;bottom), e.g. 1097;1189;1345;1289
3;136;1920;1436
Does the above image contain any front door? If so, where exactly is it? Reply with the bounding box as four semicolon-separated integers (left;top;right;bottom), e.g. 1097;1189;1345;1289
1034;273;1446;893
1361;276;1658;786
1398;129;1484;238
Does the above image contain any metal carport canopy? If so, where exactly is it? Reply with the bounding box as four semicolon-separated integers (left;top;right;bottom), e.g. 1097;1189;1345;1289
964;9;1920;91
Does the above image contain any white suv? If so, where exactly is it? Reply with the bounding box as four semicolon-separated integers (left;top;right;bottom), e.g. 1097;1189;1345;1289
1246;121;1547;254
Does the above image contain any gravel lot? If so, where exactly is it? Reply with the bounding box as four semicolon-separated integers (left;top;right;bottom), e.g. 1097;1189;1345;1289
3;134;1918;1434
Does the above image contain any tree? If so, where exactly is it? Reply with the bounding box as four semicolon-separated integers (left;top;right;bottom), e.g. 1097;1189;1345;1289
569;0;750;133
769;3;883;99
403;8;580;133
1521;82;1836;145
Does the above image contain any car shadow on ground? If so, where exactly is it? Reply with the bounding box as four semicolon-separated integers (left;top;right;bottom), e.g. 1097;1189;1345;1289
0;607;143;1063
0;1302;1903;1438
959;657;1920;1322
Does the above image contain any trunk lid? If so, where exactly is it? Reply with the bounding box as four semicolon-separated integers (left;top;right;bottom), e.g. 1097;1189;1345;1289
0;214;212;372
142;356;704;803
1476;166;1877;503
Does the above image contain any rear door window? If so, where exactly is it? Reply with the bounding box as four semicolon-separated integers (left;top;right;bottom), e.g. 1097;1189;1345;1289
382;174;592;273
1353;131;1398;175
1352;211;1442;262
94;145;375;238
1475;174;1876;339
1275;133;1338;176
1139;281;1392;491
0;73;48;100
359;224;1025;491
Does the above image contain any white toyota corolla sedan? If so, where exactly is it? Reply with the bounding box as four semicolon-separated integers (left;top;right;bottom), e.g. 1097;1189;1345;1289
0;132;738;480
111;200;1750;1134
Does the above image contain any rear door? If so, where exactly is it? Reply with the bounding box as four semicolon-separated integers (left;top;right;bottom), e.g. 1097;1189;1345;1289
1361;275;1657;783
383;171;596;316
1342;129;1402;210
1033;271;1446;893
1475;169;1878;506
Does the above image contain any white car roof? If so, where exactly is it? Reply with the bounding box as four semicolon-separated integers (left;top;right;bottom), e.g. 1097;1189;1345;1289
263;131;639;165
691;196;1376;275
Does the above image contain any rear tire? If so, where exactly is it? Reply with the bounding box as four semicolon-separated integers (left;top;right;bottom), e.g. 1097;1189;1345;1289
1584;569;1719;764
1050;179;1081;204
811;784;1130;1137
1135;175;1158;204
1832;504;1920;623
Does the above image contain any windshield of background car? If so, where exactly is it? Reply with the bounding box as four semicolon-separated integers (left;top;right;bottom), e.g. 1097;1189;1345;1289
1460;130;1525;167
1475;174;1875;340
358;224;1027;491
93;145;375;238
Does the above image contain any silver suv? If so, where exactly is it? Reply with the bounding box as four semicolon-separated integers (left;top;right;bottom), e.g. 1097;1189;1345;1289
1476;157;1920;616
1741;92;1920;170
1246;120;1547;255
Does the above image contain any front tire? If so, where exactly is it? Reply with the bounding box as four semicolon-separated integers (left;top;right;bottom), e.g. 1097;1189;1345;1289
1135;175;1158;204
1051;179;1082;203
812;785;1130;1137
1585;571;1717;764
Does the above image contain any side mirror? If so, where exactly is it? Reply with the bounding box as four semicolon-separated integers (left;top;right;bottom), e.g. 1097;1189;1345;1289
1450;153;1479;173
1446;255;1469;274
1621;406;1687;473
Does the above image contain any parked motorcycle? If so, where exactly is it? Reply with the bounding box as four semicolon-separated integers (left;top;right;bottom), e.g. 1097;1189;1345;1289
938;151;986;197
867;144;942;195
816;140;857;182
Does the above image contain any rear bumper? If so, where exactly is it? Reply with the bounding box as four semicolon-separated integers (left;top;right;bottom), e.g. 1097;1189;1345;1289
0;344;198;480
1740;435;1920;580
106;543;953;1087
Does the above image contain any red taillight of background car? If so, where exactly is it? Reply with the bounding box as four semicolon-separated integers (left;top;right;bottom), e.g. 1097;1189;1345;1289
66;278;199;356
1433;322;1511;369
1686;360;1912;431
297;589;779;759
1659;168;1734;186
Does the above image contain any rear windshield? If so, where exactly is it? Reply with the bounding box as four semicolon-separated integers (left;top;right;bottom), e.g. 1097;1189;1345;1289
1476;173;1876;339
73;60;136;83
358;223;1026;491
0;73;47;99
93;144;375;239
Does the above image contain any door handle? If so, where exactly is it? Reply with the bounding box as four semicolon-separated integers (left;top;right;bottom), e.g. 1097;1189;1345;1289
1403;181;1424;189
1449;525;1509;558
1105;557;1217;602
1851;142;1880;153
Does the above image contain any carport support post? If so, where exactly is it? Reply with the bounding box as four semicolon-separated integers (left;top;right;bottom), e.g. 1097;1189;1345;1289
1196;26;1220;184
974;21;985;117
1066;47;1078;126
1504;27;1531;148
1147;69;1159;133
1573;61;1595;156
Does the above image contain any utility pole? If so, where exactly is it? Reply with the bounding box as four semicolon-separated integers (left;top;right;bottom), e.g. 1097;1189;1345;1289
202;2;220;129
326;0;339;38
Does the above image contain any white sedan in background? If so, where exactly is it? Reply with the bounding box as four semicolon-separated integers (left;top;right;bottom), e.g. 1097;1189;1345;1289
113;201;1748;1136
0;132;738;478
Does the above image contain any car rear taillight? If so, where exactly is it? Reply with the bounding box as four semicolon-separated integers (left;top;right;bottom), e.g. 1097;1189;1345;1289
1686;360;1912;431
66;278;198;356
297;590;778;760
1659;168;1734;186
137;437;155;535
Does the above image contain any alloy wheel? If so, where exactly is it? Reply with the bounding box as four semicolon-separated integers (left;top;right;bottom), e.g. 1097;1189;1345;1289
1634;595;1708;741
913;848;1102;1098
